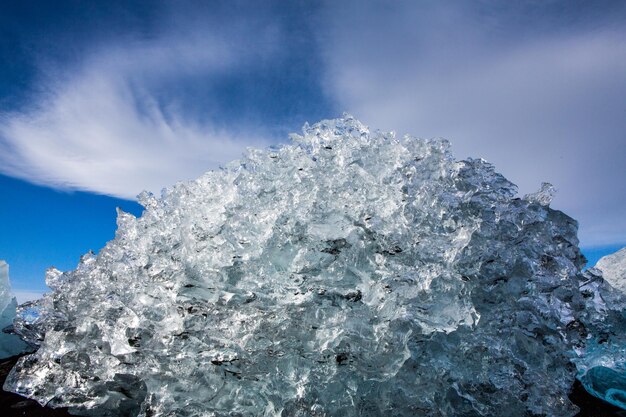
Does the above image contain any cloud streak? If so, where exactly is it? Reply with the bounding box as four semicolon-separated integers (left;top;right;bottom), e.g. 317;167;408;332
0;16;276;199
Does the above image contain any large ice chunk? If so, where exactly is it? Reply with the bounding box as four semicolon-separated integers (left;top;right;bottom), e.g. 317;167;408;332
4;117;625;416
0;260;29;358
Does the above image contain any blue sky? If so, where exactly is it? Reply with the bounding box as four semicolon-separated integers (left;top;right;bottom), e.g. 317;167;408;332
0;0;624;297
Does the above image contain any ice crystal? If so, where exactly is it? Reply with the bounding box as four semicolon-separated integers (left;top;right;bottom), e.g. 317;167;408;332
5;117;624;416
0;260;29;358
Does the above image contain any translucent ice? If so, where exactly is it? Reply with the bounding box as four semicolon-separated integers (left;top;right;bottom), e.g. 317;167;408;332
572;248;626;410
5;117;625;416
0;260;29;358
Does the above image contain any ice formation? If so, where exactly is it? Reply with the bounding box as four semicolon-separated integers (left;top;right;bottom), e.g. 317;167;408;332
4;117;626;416
571;248;626;410
0;260;29;358
596;247;626;294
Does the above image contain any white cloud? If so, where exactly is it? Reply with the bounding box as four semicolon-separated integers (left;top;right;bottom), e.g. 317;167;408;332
1;1;624;248
317;1;626;247
13;289;44;304
0;27;275;200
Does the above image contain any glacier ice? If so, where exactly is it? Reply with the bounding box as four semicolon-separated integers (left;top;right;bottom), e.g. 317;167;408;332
571;248;626;410
596;247;626;294
4;116;626;416
0;260;29;358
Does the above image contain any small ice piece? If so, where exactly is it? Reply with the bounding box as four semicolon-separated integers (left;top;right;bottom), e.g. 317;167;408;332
0;260;29;358
524;182;556;206
580;366;626;410
595;246;626;293
572;247;626;409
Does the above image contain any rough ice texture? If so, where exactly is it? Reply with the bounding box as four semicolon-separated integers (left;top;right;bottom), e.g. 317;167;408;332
4;117;625;416
0;260;29;358
571;249;626;410
596;247;626;294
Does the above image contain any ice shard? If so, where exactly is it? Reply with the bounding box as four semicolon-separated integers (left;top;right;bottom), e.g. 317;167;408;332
4;116;625;416
0;260;29;358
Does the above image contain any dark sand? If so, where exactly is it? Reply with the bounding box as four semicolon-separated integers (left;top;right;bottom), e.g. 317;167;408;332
1;353;624;416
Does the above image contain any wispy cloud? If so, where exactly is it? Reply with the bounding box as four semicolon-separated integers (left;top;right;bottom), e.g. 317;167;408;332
0;17;277;199
317;1;626;246
1;1;624;247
